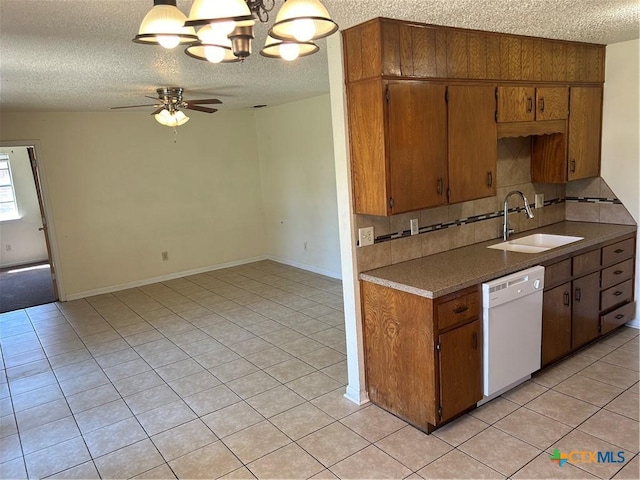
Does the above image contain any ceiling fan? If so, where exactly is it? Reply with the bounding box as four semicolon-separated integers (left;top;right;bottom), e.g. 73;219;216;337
111;87;221;126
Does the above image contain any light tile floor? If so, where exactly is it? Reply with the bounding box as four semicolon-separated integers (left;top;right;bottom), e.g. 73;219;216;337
0;260;638;479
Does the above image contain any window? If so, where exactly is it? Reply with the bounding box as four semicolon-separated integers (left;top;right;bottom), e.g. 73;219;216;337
0;154;19;221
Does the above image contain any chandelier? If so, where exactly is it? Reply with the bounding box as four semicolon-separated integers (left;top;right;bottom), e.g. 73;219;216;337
134;0;338;62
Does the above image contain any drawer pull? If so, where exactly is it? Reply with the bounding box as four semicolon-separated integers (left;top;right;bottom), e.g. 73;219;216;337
613;270;623;275
453;305;469;314
563;292;570;306
614;249;624;254
486;171;493;187
526;97;533;113
615;314;625;320
472;332;478;349
575;288;581;302
613;291;624;297
437;177;443;195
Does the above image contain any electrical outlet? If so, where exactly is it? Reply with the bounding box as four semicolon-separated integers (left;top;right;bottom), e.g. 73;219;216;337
410;218;419;235
5;244;11;252
304;241;308;251
358;226;374;247
161;251;169;261
534;193;544;209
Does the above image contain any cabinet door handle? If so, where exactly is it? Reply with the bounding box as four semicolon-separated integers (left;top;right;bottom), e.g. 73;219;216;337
526;97;533;113
472;332;478;349
539;97;545;112
563;292;570;306
487;171;493;187
453;305;469;314
575;288;581;302
614;249;624;254
570;159;576;173
615;314;625;320
437;177;443;195
613;270;623;275
613;290;624;297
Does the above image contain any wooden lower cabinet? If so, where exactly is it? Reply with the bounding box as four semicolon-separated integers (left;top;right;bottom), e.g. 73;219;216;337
541;234;636;367
361;281;482;432
541;283;572;365
438;319;482;422
571;272;601;348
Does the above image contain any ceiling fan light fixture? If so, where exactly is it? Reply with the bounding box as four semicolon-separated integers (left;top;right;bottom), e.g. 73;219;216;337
133;0;197;48
185;0;255;36
269;0;338;42
155;109;190;127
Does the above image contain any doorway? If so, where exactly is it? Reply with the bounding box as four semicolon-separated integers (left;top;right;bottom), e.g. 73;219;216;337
0;144;58;313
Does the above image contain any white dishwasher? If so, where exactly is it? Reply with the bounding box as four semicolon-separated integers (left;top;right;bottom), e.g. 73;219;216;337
479;265;545;405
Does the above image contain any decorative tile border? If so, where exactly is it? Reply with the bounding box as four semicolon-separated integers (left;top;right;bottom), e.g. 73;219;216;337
566;196;622;204
363;197;567;245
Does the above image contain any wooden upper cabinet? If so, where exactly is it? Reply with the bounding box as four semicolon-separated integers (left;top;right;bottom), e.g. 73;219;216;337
448;85;497;203
342;18;605;84
387;82;449;213
346;79;448;215
497;86;568;123
568;86;602;180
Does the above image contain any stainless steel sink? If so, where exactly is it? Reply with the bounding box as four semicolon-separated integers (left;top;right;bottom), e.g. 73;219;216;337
487;234;584;253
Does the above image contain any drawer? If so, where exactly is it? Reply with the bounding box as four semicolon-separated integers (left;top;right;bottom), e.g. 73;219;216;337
601;302;636;335
437;291;479;331
573;249;600;277
602;238;635;267
600;279;633;312
601;259;634;290
545;259;571;289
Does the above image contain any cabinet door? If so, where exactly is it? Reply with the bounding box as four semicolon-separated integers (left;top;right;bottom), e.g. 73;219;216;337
568;86;602;181
497;86;535;122
536;87;569;121
388;82;448;213
572;272;601;348
438;319;482;423
448;85;497;203
542;283;572;366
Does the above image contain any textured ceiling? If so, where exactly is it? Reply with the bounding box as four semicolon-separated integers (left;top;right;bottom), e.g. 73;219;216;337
0;0;638;113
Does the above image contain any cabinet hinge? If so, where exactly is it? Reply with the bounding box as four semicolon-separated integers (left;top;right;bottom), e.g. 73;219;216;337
436;342;441;352
385;86;390;102
389;197;394;209
438;406;442;418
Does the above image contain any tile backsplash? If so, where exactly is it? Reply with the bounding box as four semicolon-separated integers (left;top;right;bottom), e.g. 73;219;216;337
355;138;634;273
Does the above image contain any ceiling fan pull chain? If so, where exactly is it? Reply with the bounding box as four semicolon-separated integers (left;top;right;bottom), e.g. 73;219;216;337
173;127;178;143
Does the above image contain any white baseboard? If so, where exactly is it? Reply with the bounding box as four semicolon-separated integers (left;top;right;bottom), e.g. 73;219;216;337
266;255;342;280
64;255;342;301
65;256;268;301
625;318;640;329
0;258;49;269
344;385;369;406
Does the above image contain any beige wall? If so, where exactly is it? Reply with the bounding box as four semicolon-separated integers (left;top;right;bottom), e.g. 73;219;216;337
256;95;341;278
0;110;267;298
601;38;640;327
0;146;49;267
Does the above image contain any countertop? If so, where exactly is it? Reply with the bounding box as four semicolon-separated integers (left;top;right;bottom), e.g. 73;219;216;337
360;221;637;299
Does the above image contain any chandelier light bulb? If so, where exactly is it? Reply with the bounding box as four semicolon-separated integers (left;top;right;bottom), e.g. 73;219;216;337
290;18;316;42
157;34;181;49
211;19;236;36
204;45;226;63
280;42;301;61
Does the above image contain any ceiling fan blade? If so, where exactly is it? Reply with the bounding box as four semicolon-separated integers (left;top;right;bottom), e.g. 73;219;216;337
150;108;164;115
186;105;218;114
186;98;222;105
111;104;159;110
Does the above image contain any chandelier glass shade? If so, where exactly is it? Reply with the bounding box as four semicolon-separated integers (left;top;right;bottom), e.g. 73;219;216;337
134;0;337;61
133;0;198;48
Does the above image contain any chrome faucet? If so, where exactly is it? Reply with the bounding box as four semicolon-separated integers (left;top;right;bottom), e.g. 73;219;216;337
503;190;534;240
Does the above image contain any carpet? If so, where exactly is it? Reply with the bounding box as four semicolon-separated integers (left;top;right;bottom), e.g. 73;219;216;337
0;262;56;313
